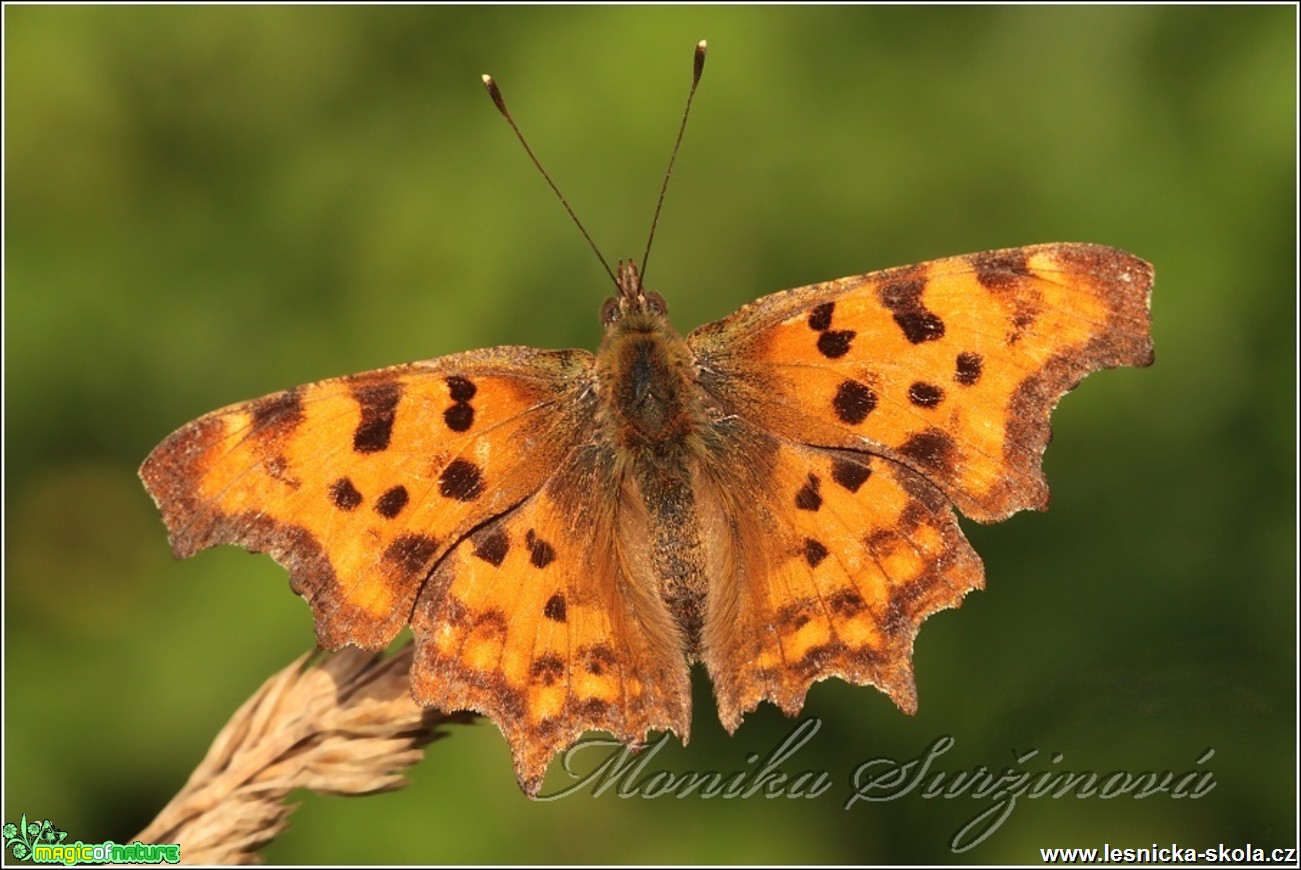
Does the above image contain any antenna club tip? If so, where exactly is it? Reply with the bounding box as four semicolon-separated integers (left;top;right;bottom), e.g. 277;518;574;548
481;74;508;115
693;40;707;80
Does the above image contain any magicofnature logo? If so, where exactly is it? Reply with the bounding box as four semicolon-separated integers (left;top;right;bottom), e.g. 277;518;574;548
3;814;179;865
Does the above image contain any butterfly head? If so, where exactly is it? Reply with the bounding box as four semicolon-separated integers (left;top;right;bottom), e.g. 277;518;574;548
601;260;668;329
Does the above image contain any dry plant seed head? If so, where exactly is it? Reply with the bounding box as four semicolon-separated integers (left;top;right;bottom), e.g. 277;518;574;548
135;642;473;864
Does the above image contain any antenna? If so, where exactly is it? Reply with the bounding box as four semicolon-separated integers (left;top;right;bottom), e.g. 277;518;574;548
481;73;619;291
638;39;708;292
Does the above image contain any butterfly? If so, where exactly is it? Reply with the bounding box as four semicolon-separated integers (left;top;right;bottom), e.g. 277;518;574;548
139;42;1154;796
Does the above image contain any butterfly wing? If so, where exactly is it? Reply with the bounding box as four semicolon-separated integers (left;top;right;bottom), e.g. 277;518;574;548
693;432;982;728
688;243;1153;725
411;444;691;794
140;345;690;793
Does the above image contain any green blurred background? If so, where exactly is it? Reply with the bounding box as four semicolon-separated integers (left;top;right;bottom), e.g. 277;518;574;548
5;6;1295;864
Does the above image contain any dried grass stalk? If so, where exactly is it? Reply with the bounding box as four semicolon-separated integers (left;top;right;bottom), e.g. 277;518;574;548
136;641;473;864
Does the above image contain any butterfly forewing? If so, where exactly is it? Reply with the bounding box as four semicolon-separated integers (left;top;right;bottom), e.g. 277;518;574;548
140;347;601;648
689;243;1154;523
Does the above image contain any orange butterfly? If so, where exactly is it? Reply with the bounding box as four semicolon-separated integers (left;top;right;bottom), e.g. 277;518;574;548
140;42;1154;796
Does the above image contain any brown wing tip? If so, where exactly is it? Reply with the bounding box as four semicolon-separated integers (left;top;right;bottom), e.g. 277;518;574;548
141;411;402;650
1051;243;1155;366
139;416;226;559
961;243;1155;522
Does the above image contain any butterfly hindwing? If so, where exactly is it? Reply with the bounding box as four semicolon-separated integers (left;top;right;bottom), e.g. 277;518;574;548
410;455;692;795
697;431;983;729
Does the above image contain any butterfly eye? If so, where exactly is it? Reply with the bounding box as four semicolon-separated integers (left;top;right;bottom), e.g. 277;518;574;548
644;291;669;316
600;297;622;326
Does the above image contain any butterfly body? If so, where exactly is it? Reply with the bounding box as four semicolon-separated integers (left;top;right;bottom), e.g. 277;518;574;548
142;242;1153;794
592;260;721;654
598;299;698;453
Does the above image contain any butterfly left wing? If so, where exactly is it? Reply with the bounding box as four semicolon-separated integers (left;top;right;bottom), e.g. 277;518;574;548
688;242;1153;725
410;450;692;795
140;347;597;652
140;346;692;794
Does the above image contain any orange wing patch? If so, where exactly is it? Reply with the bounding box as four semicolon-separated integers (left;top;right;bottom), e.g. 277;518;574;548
691;243;1154;522
410;466;691;795
701;435;983;730
140;347;595;650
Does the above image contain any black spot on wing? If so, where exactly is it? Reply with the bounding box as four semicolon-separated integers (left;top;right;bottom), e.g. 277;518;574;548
898;428;957;475
908;382;944;408
895;311;945;344
803;538;829;568
878;277;945;344
816;330;856;359
807;302;834;332
543;593;567;622
328;477;363;511
833;380;877;425
581;644;617;676
865;528;902;557
830;456;872;492
445;375;477;402
526;529;556;568
443;375;477;433
879;277;925;311
439;459;484;501
383;534;439;578
955;352;983;386
777;600;813;631
374;485;410;518
352;382;401;453
530;653;565;686
795;473;823;512
971;250;1031;291
829;587;865;617
443;404;475;432
250;389;305;439
472;529;510;567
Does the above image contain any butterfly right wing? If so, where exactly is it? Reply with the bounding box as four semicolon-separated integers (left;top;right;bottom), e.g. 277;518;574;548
692;425;982;730
689;244;1154;523
686;243;1153;728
